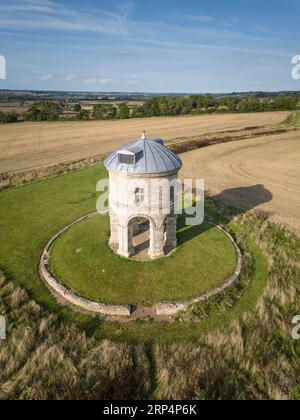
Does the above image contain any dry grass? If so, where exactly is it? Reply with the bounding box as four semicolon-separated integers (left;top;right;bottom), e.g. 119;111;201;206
0;111;288;174
155;214;300;400
0;272;151;400
0;154;106;190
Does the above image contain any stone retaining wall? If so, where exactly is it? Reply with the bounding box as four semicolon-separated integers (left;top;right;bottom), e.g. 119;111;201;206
39;214;242;319
156;224;243;316
39;213;131;317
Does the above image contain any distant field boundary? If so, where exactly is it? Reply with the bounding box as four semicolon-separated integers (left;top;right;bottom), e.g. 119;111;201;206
0;124;298;190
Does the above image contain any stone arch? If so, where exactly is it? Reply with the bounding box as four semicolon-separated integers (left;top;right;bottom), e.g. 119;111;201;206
128;216;152;259
117;214;169;260
113;213;177;260
127;214;159;259
127;214;157;230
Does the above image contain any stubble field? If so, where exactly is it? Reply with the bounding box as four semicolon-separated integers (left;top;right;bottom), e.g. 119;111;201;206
180;130;300;234
0;110;299;234
0;111;288;173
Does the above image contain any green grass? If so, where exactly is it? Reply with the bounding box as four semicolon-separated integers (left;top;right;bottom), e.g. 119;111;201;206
0;163;269;341
281;111;300;128
50;215;236;306
0;164;105;325
101;237;268;342
190;237;268;327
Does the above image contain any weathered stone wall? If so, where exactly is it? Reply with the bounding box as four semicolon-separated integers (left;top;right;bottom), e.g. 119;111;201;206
156;224;243;316
108;170;179;259
109;170;179;222
39;214;242;319
39;213;131;317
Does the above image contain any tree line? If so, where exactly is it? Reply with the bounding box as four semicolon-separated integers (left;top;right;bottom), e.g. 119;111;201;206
0;110;19;124
0;94;298;123
129;94;298;118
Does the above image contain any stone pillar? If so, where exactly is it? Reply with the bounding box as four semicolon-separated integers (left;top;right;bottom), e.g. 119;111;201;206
109;214;119;246
165;216;177;250
118;223;134;258
149;226;165;259
128;223;134;255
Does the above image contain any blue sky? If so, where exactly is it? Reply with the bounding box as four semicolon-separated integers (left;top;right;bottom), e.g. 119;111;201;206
0;0;299;92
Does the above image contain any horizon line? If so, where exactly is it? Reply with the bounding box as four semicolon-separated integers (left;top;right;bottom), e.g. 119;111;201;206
1;88;300;95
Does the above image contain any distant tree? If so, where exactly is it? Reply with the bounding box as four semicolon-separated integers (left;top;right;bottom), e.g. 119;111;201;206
93;104;117;120
272;95;298;110
76;109;90;120
0;111;19;123
219;96;238;112
189;95;199;109
117;103;130;119
9;93;299;124
157;97;171;116
141;99;160;117
74;103;82;112
23;104;40;121
23;102;63;121
93;104;105;119
131;105;144;118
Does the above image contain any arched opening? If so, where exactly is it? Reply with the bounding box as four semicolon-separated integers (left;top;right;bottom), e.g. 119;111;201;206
115;215;177;260
129;217;151;259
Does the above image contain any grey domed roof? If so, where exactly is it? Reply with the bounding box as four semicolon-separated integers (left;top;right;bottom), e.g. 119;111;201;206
104;138;182;175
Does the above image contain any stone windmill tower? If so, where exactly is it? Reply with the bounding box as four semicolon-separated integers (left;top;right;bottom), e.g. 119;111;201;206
104;132;182;259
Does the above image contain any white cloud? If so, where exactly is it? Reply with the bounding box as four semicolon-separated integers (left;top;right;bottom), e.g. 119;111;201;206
85;78;97;84
127;79;140;85
125;35;291;58
99;78;113;85
40;72;52;81
123;73;141;86
178;13;213;22
66;74;76;81
0;0;135;36
0;17;123;35
86;78;113;85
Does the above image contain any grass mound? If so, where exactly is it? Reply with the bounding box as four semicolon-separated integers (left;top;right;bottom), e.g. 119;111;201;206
50;215;237;307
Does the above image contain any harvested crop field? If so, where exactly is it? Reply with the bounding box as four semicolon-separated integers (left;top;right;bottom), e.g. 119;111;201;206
0;111;288;173
180;130;300;235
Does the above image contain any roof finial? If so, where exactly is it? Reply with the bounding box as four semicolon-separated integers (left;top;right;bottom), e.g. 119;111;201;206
141;130;146;140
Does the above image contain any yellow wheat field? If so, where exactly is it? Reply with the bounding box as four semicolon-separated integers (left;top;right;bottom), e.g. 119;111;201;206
0;111;288;173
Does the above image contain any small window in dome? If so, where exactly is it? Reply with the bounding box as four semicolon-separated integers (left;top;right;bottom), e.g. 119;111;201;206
118;153;135;165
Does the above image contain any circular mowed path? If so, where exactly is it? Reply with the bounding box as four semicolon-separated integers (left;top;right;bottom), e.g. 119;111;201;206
50;214;237;307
